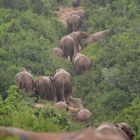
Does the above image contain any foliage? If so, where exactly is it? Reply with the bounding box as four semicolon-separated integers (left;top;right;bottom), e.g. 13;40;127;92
0;0;140;139
0;86;84;132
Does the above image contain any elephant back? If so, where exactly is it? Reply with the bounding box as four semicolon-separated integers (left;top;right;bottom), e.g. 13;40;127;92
35;76;53;100
75;9;86;19
74;53;91;65
67;14;81;25
53;47;64;57
54;69;71;80
59;35;75;49
15;71;34;92
66;14;82;33
76;109;92;122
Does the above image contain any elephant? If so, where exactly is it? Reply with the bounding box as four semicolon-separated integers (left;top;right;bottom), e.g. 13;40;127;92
54;101;68;110
75;9;86;19
53;68;72;103
0;123;134;140
15;68;35;92
73;53;91;74
53;47;64;57
66;14;82;33
76;109;92;122
84;29;111;46
35;76;56;102
69;31;89;52
72;0;81;7
59;35;75;62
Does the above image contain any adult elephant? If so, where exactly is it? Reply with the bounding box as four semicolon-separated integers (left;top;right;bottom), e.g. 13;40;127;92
66;14;82;33
15;68;35;92
53;47;64;57
72;0;81;7
53;68;72;103
59;35;75;62
35;76;56;102
73;53;91;74
69;31;89;52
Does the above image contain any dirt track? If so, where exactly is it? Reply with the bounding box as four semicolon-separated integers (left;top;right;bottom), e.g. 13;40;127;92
57;7;83;26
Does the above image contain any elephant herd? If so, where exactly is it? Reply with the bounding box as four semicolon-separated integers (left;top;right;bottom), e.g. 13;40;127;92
15;68;91;122
52;0;91;74
15;0;111;123
54;0;111;74
15;68;72;103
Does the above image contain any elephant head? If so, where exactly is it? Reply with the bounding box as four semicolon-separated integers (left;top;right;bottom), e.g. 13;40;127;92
97;122;134;140
15;69;35;93
66;14;82;33
115;123;134;140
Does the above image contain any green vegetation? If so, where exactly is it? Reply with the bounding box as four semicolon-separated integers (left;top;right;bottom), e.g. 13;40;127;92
0;0;139;140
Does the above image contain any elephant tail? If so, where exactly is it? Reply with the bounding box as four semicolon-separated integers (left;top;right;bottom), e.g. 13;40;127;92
35;81;39;94
62;75;66;103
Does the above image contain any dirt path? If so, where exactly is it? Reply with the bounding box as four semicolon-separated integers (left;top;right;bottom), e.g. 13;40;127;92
56;7;83;26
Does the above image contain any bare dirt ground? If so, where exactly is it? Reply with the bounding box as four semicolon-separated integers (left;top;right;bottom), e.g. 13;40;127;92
56;7;83;26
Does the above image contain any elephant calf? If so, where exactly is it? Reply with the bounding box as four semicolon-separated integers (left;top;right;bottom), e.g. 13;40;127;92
35;76;56;101
53;47;64;57
53;68;72;103
15;69;34;92
76;108;92;122
66;14;82;33
73;53;91;74
59;35;75;62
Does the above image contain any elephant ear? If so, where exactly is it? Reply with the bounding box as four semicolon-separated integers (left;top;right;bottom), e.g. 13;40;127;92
115;123;134;140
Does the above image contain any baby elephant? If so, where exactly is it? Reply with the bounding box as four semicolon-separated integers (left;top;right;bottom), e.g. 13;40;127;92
73;53;91;74
53;47;64;57
76;108;92;122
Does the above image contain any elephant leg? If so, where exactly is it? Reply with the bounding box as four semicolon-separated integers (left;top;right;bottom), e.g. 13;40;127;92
19;82;22;89
61;84;66;102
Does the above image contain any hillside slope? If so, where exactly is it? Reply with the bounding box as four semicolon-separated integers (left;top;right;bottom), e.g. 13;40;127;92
0;0;140;140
